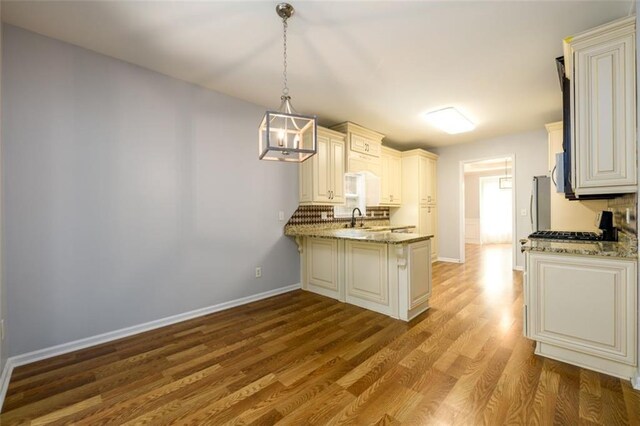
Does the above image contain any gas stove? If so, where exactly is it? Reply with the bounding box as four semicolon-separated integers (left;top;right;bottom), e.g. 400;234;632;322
528;230;602;241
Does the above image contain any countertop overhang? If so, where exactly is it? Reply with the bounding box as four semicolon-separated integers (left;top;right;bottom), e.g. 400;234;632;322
285;225;432;245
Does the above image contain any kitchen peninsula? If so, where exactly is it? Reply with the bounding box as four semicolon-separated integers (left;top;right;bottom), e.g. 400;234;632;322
286;224;433;321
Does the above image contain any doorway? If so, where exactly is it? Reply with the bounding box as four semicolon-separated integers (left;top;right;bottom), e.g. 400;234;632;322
460;156;516;268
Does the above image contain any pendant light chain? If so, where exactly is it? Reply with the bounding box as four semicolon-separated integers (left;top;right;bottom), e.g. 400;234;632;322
282;15;289;98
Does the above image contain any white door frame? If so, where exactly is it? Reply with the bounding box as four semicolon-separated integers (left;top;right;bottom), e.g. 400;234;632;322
459;154;517;269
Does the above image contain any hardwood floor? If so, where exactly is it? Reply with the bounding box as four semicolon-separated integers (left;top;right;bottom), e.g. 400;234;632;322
2;244;639;425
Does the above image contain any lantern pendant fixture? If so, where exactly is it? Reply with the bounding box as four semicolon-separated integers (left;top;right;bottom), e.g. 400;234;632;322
259;3;317;162
499;159;512;189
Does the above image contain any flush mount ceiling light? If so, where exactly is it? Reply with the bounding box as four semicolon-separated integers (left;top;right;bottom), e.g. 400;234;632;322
259;3;317;162
423;107;475;134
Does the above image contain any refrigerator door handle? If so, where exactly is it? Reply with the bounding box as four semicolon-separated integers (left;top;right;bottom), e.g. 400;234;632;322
529;192;534;232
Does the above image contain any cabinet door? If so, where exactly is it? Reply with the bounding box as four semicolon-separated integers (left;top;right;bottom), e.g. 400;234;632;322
390;155;402;204
419;157;429;204
427;158;437;205
573;31;637;194
408;240;432;308
305;238;340;300
419;205;437;259
345;241;390;315
313;135;332;202
380;153;391;204
528;253;636;365
330;137;345;204
427;206;437;259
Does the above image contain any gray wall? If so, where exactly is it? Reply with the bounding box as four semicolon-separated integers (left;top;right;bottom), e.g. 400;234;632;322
434;129;548;268
2;26;300;357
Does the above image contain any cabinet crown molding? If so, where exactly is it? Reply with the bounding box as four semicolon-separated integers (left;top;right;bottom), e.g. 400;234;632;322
330;121;385;141
565;15;635;47
544;121;563;132
400;148;439;159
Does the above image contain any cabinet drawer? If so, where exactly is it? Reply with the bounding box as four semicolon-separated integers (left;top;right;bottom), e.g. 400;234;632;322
351;134;381;157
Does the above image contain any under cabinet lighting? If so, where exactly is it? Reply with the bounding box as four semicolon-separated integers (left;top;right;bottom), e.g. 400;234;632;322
423;107;475;134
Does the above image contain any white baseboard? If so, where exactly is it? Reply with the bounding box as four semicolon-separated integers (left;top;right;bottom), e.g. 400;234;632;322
632;372;640;390
1;282;301;409
437;257;461;263
0;358;15;412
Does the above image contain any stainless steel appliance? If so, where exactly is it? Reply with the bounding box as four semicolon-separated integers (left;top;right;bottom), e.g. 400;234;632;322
530;176;551;232
528;230;601;241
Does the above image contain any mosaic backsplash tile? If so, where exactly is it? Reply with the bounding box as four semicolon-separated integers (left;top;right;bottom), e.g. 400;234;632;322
608;193;637;235
285;205;391;226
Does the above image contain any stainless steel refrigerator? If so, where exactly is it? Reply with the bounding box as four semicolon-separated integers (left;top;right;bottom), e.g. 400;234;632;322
531;176;551;232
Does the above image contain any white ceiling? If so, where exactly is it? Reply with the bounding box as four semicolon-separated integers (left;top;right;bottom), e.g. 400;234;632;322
2;1;634;148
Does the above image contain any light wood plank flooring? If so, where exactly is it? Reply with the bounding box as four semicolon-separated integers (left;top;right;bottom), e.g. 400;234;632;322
2;244;639;424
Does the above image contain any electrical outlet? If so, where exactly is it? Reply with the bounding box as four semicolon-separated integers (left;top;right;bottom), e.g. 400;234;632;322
278;211;285;221
0;319;5;341
321;212;328;220
255;267;262;278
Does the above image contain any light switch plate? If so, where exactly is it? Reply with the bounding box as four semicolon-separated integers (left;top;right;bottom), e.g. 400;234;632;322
278;211;284;221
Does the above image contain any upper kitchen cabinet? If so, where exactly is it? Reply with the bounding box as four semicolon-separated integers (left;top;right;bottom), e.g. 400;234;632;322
564;16;637;196
391;149;439;260
331;122;384;177
299;127;346;205
381;146;402;206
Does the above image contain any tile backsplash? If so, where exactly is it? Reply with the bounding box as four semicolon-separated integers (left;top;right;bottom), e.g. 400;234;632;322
608;193;637;235
286;205;390;226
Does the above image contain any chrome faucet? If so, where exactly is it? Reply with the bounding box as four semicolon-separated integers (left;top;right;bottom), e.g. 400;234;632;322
350;207;363;228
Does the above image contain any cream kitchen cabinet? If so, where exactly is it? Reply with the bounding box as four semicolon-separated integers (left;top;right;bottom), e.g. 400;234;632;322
420;157;437;205
345;241;394;316
303;237;343;301
391;149;439;260
419;205;438;260
564;16;637;196
524;251;637;379
295;233;433;321
381;146;402;206
299;127;346;205
331;122;384;176
396;239;432;320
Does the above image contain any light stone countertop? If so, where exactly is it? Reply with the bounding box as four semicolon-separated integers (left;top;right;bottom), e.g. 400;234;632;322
520;232;637;259
285;224;431;245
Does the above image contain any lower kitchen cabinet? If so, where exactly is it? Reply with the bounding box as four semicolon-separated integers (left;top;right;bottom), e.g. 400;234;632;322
298;236;433;320
345;241;394;316
524;252;637;378
395;239;432;321
304;237;342;301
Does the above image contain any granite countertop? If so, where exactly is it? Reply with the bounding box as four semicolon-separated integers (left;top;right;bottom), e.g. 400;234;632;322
285;224;431;245
520;232;638;259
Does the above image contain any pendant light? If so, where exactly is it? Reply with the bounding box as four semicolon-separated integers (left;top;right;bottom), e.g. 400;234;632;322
499;159;512;189
259;3;317;162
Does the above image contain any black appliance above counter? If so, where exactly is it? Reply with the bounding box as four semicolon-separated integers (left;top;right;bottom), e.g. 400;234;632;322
528;211;618;242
